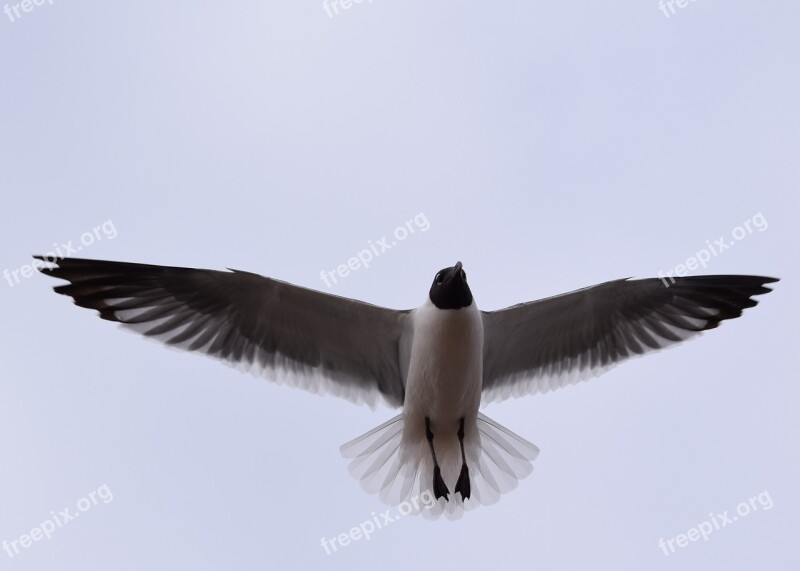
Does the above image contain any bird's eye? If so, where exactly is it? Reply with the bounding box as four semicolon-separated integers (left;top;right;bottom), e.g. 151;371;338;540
435;272;443;284
460;270;466;280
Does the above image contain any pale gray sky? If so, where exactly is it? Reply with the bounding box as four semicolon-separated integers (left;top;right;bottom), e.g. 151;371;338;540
1;1;798;569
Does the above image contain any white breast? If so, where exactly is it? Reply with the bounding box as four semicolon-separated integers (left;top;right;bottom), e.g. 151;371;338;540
403;298;484;425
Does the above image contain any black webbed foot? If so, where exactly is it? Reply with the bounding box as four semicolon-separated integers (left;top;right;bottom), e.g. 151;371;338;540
432;465;450;501
454;463;470;500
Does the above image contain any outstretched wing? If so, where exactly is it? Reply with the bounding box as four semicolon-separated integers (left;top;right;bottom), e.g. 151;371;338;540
37;257;411;408
481;275;777;403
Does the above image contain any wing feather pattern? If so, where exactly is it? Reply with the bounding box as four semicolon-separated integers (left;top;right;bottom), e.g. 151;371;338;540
481;275;777;403
36;257;410;407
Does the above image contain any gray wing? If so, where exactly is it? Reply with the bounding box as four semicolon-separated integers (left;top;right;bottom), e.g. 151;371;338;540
37;257;411;408
481;275;777;403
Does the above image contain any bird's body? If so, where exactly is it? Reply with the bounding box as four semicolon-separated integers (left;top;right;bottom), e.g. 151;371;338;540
35;255;778;518
399;298;484;511
405;297;482;429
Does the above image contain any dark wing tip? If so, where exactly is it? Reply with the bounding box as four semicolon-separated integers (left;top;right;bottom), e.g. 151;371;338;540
671;274;778;331
32;254;53;268
32;255;67;282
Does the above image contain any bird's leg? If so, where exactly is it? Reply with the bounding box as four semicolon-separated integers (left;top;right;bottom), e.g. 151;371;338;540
454;417;471;500
425;417;449;501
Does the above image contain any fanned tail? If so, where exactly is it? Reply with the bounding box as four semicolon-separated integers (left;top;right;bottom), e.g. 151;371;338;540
340;413;539;519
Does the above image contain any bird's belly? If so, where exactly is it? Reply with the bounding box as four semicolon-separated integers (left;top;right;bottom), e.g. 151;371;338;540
404;305;483;425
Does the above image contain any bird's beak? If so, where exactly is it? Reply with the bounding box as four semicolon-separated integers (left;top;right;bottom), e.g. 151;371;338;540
454;261;463;275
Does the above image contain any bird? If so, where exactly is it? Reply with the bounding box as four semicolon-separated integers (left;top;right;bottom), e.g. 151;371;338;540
35;256;777;518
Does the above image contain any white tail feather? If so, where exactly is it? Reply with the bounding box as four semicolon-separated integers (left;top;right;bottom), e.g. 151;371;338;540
340;412;539;518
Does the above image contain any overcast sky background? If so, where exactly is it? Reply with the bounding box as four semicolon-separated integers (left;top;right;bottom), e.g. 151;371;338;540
1;1;798;569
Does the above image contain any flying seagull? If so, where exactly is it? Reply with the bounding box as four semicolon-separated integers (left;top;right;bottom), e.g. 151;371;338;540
35;256;777;518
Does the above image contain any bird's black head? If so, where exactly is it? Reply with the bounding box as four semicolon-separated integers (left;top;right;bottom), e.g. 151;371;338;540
429;261;473;309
